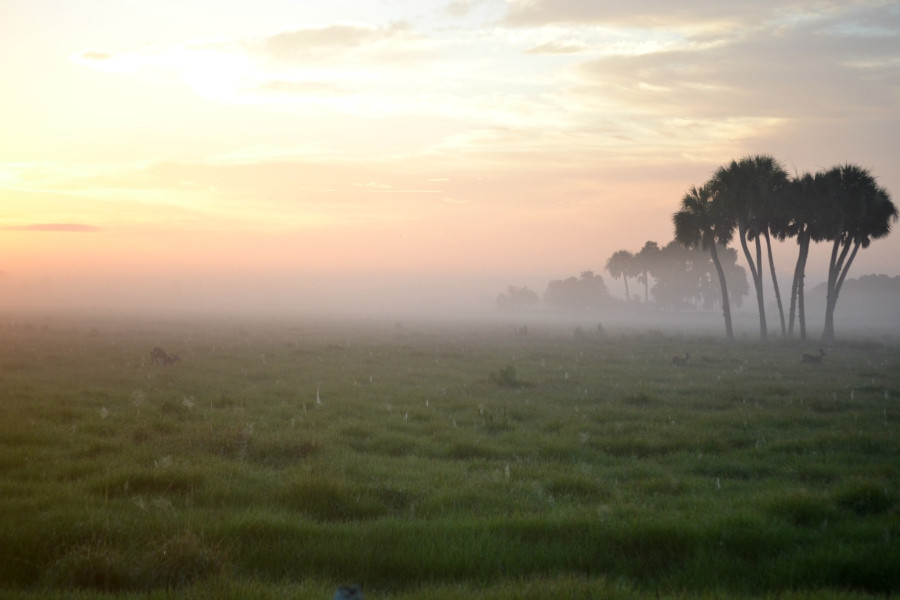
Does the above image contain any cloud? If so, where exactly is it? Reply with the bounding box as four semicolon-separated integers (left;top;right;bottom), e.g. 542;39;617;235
445;1;475;18
526;40;589;54
569;7;899;122
4;223;103;233
256;21;419;62
502;0;863;27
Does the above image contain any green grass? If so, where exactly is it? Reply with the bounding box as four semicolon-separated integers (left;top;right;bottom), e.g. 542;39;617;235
0;314;898;599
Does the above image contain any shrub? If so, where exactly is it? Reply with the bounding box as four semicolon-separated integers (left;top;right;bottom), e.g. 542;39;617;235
489;364;519;387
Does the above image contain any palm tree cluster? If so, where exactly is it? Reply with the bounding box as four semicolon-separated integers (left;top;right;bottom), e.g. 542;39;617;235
674;156;896;343
604;241;662;304
605;240;748;312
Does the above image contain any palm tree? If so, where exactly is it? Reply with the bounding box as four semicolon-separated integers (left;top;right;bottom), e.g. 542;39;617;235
635;241;661;303
774;172;828;340
605;250;635;302
819;164;897;342
712;155;790;342
673;183;736;341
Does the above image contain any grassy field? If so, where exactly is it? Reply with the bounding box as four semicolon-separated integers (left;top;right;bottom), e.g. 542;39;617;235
0;312;898;599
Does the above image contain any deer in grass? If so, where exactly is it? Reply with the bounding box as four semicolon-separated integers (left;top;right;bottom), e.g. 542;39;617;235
672;352;690;366
801;349;826;364
150;346;181;366
333;585;364;600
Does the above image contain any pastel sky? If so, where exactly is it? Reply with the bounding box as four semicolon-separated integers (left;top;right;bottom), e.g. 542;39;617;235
1;0;898;314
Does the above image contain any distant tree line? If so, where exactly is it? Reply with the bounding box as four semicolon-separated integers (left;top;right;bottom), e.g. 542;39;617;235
673;156;896;343
496;246;748;314
496;271;611;312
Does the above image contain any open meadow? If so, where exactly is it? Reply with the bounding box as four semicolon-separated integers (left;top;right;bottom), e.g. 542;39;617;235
0;313;898;599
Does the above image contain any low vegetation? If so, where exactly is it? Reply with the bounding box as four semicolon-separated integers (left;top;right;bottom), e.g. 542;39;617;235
0;314;898;599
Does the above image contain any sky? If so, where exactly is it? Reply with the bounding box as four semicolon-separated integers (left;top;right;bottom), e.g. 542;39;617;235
1;0;898;315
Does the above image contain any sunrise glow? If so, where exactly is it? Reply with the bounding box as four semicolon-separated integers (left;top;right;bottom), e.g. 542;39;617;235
1;1;898;314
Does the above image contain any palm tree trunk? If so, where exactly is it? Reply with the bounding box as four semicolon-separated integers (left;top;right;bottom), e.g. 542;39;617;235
822;238;851;343
835;240;860;299
738;226;767;342
763;230;786;336
709;243;734;342
796;236;810;340
787;233;811;340
623;277;630;302
788;239;802;338
823;240;862;341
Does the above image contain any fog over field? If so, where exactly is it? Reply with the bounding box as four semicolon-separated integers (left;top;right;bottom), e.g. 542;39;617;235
2;1;899;338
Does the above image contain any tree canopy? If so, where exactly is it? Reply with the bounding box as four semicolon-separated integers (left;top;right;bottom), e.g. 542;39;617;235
674;157;895;342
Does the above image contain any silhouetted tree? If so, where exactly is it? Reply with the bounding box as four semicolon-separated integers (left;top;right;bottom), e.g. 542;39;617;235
818;164;897;342
496;285;540;311
650;242;701;309
543;270;609;311
776;172;830;339
651;241;748;311
712;155;790;341
605;250;635;301
673;184;737;341
635;241;661;303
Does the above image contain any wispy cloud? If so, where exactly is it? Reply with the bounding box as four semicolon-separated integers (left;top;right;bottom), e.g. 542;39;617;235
257;22;415;60
501;0;880;27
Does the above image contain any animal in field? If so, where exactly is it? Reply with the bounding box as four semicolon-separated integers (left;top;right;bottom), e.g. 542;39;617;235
672;352;690;366
150;346;181;366
333;584;364;600
801;349;826;364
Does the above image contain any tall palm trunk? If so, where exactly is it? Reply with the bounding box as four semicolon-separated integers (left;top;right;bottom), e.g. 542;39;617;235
709;243;734;342
738;224;767;342
788;250;800;338
822;237;860;343
788;231;811;340
763;230;786;336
